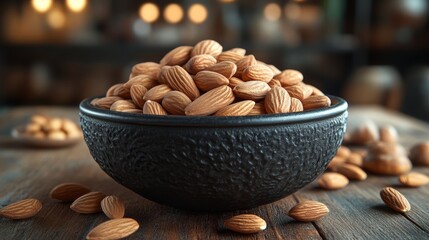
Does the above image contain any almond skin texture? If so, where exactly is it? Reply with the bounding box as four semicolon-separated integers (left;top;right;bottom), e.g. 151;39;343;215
161;91;192;115
130;62;160;80
142;84;172;102
160;46;193;66
235;55;257;78
164;65;200;100
228;77;244;88
185;54;217;74
233;81;271;101
0;199;42;220
195;71;229;91
399;172;429;187
70;192;106;214
106;84;123;97
336;163;367;181
275;69;303;86
191;39;222;57
248;102;267;115
112;84;131;99
110;100;137;112
91;96;123;109
267;64;282;75
288;201;329;222
205;61;237;79
242;64;274;83
215;100;255;116
227;47;246;56
285;84;313;101
86;218;139;240
268;79;282;88
265;87;291;114
380;187;411;213
143;100;168;115
216;51;244;63
49;183;91;202
224;214;267;234
124;75;158;90
130;84;148;108
302;95;331;110
101;196;125;219
318;173;349;190
185;85;235;116
289;97;304;112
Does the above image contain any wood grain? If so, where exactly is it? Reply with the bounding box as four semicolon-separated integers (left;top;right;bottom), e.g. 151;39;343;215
0;106;429;239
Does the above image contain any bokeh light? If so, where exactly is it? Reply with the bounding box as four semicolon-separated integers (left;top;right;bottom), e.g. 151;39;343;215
66;0;87;13
47;8;66;29
139;3;159;23
164;4;184;24
188;4;208;24
31;0;52;13
264;3;282;21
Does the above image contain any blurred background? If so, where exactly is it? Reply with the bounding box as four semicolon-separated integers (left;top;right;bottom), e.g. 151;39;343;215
0;0;429;121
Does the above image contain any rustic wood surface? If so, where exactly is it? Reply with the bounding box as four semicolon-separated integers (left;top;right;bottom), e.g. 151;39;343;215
1;106;429;240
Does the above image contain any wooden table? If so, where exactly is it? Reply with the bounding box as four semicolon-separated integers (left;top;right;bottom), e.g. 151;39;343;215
1;106;429;240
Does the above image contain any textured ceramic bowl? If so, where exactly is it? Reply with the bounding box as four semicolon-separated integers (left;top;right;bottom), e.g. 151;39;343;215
79;96;348;211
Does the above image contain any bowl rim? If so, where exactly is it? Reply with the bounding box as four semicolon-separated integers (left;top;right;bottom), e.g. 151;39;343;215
79;95;347;127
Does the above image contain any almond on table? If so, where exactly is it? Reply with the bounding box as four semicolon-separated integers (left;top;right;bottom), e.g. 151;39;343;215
90;39;331;116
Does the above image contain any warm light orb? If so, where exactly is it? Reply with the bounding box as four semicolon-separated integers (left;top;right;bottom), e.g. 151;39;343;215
139;3;160;23
188;4;208;24
31;0;52;13
66;0;87;13
264;3;282;21
47;8;66;29
164;4;184;24
284;3;301;20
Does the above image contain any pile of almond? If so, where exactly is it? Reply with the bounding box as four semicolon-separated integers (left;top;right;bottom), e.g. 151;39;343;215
91;39;331;116
19;114;82;140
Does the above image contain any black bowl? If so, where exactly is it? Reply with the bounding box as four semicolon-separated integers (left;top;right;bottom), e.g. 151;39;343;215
79;96;348;211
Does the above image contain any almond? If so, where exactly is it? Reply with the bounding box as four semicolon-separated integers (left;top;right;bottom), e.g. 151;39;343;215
191;39;223;57
284;84;312;101
337;146;351;159
327;156;346;171
112;84;131;99
195;71;229;91
130;84;148;108
267;64;281;75
350;121;380;145
308;84;324;96
142;84;172;102
264;87;291;114
247;102;267;116
242;64;274;83
289;97;303;112
106;84;123;97
161;91;191;115
234;55;257;78
110;100;137;112
185;54;217;74
86;218;139;240
288;200;329;222
214;100;255;116
160;46;193;66
275;69;303;86
226;47;246;56
185;85;235;116
302;95;331;110
346;152;363;167
379;125;398;143
101;196;125;219
70;192;106;214
233;81;271;101
91;96;123;109
228;77;244;88
224;214;267;234
409;142;429;166
380;187;411;213
336;163;367;180
49;183;91;202
318;172;349;190
267;79;281;88
164;65;200;100
399;172;429;187
158;65;172;84
216;51;244;63
205;61;237;79
124;75;158;90
130;62;161;80
143;100;168;115
0;199;42;220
